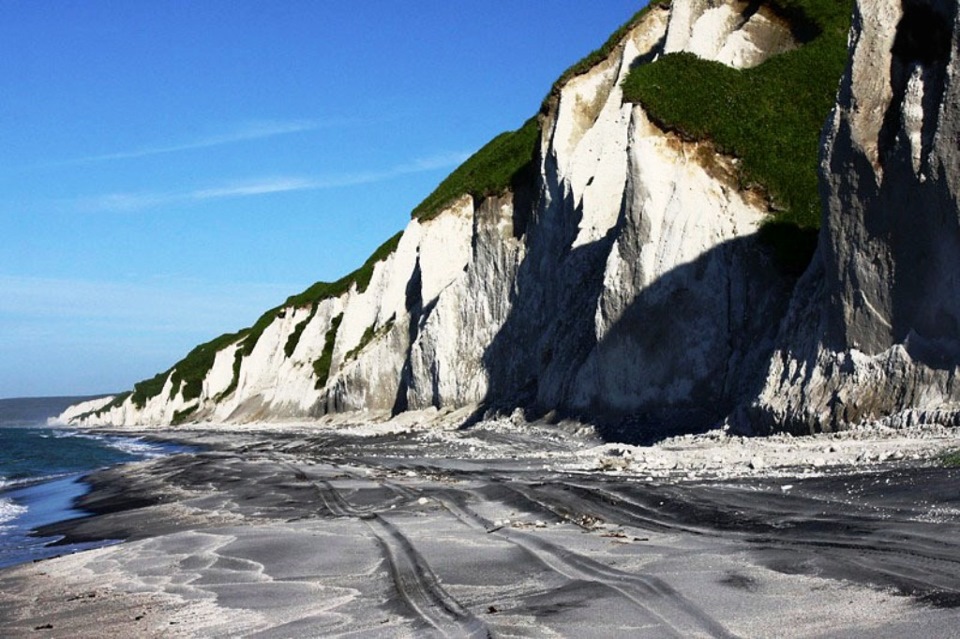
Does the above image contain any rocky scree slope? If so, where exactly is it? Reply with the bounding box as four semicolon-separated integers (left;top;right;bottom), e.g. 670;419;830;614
64;0;959;438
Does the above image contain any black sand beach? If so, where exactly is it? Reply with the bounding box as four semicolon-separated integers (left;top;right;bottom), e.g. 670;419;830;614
1;421;960;637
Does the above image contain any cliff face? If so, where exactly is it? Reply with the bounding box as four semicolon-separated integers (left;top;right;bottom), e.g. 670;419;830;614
749;0;960;432
65;0;960;437
67;0;792;433
487;0;794;435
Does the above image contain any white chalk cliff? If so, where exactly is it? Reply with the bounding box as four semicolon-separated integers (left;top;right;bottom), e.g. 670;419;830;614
64;0;960;437
748;0;960;432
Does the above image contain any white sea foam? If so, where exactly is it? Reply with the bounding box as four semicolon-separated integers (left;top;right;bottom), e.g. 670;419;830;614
49;429;168;459
50;429;95;440
0;471;74;491
103;437;168;458
0;496;27;528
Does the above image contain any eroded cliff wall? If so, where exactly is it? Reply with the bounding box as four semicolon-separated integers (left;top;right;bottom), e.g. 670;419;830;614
748;0;960;432
69;0;960;438
68;0;801;433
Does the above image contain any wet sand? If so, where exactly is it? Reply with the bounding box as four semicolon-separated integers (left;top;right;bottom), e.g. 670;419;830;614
1;417;959;637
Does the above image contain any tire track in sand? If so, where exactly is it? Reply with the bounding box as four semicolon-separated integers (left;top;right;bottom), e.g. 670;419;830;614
431;488;738;639
367;515;493;638
309;476;492;638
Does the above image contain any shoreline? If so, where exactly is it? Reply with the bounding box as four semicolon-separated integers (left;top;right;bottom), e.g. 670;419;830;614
0;474;103;570
18;414;960;559
30;414;960;557
1;418;959;636
0;428;193;570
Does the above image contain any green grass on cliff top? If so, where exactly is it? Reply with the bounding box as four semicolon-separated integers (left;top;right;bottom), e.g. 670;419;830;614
121;0;854;413
239;230;403;357
622;0;853;273
411;4;665;223
130;329;245;409
136;0;641;408
411;117;540;222
543;1;666;110
128;232;404;412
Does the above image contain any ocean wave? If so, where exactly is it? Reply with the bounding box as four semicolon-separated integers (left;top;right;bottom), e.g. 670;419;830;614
49;429;98;440
48;430;169;459
0;496;27;527
102;437;169;459
0;471;76;492
49;429;118;440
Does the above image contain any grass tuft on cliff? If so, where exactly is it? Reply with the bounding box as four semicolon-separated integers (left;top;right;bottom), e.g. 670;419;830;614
412;118;540;222
622;0;853;273
343;315;396;363
241;231;403;357
215;349;244;402
313;313;343;389
124;230;403;410
284;305;318;358
542;1;668;113
171;403;199;426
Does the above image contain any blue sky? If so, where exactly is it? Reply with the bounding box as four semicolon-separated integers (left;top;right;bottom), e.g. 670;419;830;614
0;1;644;398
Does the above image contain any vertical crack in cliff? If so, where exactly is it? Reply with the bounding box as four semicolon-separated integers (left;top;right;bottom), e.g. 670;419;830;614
879;0;954;173
392;257;424;416
891;1;952;66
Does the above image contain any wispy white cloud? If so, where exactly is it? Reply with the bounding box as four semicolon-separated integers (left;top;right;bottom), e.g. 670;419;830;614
70;177;318;212
0;273;293;334
53;118;344;166
283;151;470;191
71;151;469;212
192;176;323;200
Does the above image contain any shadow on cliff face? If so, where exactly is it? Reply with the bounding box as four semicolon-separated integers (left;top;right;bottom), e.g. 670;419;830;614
745;0;960;434
391;256;425;415
573;234;791;445
877;0;953;193
886;0;960;370
466;192;793;445
827;0;960;368
891;0;952;67
456;148;607;430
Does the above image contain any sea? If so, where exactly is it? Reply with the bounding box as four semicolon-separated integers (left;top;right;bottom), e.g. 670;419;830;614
0;396;186;568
